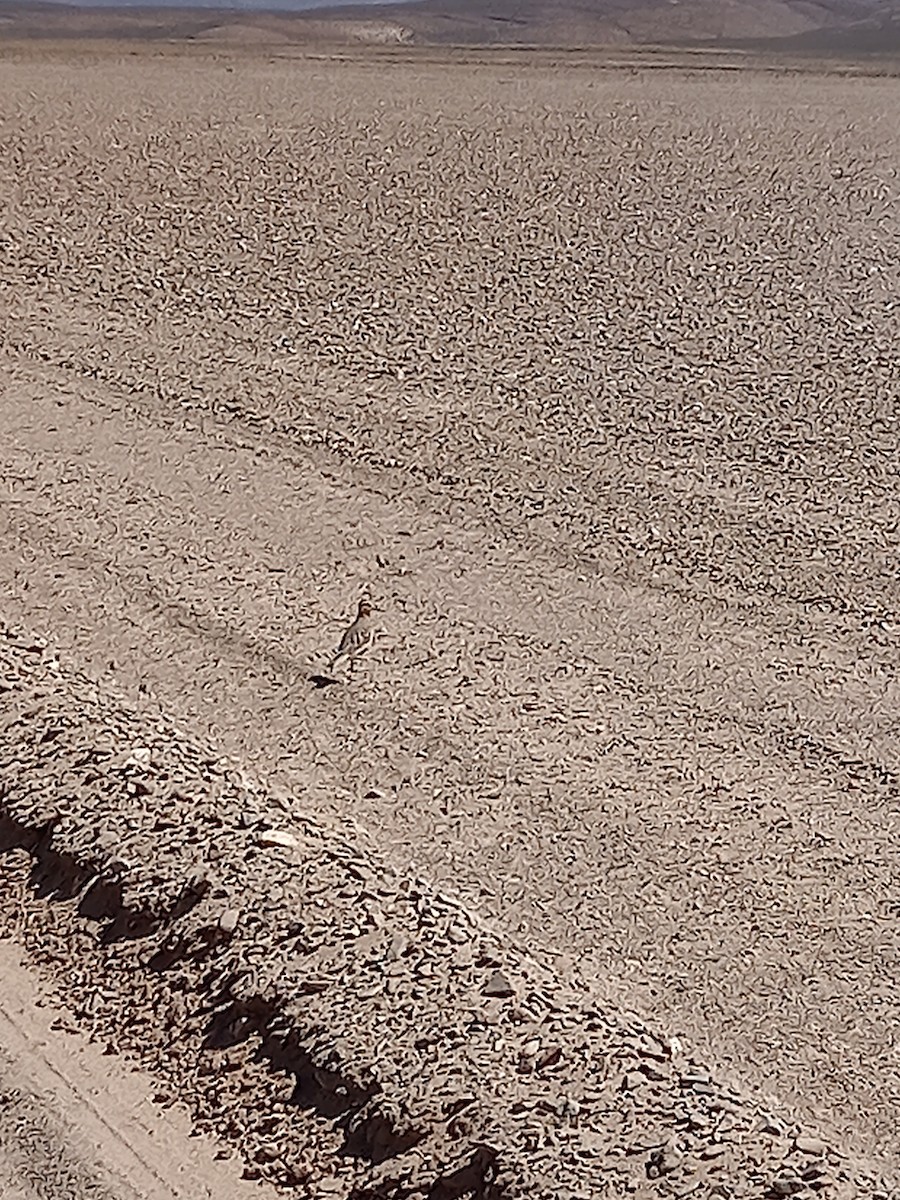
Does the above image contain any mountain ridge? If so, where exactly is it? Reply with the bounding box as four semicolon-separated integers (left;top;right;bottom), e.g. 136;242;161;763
0;0;897;58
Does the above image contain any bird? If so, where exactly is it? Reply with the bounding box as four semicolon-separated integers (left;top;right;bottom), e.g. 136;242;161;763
328;598;375;676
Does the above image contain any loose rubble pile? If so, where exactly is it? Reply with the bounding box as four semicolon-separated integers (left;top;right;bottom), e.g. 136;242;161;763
0;624;889;1200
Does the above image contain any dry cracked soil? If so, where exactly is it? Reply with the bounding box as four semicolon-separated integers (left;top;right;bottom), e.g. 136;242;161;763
0;39;899;1200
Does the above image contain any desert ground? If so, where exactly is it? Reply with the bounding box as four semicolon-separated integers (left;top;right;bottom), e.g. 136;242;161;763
0;41;898;1200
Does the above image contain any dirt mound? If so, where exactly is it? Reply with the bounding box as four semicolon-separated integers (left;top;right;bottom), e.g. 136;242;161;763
0;621;888;1199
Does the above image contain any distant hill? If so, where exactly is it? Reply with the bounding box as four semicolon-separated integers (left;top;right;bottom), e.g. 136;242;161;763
0;0;897;52
321;0;897;49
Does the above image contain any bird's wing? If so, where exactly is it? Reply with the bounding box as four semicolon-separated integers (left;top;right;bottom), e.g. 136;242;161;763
335;620;357;656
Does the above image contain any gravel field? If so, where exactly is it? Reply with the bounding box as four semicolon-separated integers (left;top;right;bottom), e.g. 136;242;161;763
1;45;899;1193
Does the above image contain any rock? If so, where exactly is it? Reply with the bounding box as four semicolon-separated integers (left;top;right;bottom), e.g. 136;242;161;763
282;1156;311;1185
534;1045;562;1070
483;969;515;998
632;1035;669;1063
314;1181;345;1197
218;908;240;935
647;1145;682;1178
258;829;298;849
806;1172;835;1191
680;1069;711;1087
770;1172;805;1196
699;1144;727;1160
385;933;407;962
639;1060;668;1082
793;1136;827;1157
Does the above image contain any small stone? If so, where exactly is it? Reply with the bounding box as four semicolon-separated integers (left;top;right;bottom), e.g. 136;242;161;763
218;908;240;935
632;1035;669;1062
534;1045;562;1070
664;1034;684;1059
699;1144;727;1160
639;1060;668;1082
806;1173;835;1191
793;1136;827;1157
770;1173;805;1196
483;969;515;998
385;933;407;962
680;1070;711;1087
622;1071;644;1092
647;1145;682;1178
282;1156;311;1185
258;829;298;849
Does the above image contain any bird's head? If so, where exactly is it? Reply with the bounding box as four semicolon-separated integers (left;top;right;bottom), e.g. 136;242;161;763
358;598;373;618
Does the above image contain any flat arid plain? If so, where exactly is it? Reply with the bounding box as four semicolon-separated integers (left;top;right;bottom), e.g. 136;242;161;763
0;40;899;1200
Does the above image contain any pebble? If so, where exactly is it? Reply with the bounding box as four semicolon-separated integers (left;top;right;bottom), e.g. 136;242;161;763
770;1172;806;1196
534;1045;562;1070
793;1136;827;1157
806;1172;835;1191
699;1144;727;1160
218;908;240;935
640;1060;668;1082
483;969;515;998
257;829;298;849
646;1145;682;1178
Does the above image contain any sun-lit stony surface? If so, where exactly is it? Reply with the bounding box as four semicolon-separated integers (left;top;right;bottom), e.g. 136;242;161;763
1;623;892;1198
1;46;899;1197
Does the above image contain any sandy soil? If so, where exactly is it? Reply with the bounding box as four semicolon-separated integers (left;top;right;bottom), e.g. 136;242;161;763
0;942;280;1200
0;44;899;1192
